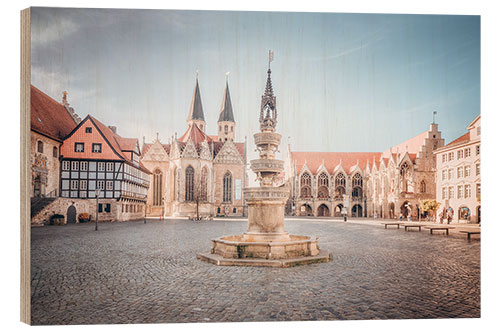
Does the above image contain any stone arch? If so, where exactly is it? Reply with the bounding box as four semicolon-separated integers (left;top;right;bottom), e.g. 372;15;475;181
317;203;330;217
400;201;411;218
352;204;363;217
334;204;344;217
299;204;313;216
66;205;76;224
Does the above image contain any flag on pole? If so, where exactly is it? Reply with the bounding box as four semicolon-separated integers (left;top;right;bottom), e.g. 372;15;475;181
269;50;274;63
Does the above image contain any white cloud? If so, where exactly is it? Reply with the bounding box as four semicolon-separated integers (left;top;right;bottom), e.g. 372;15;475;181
31;15;79;45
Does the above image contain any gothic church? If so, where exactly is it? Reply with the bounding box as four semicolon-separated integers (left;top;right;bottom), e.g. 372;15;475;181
140;75;247;218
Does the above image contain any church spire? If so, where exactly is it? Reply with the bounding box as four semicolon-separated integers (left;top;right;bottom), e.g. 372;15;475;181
187;71;206;132
260;51;277;132
217;73;236;142
218;73;235;122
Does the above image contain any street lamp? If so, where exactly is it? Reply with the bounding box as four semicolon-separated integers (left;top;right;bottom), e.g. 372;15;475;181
95;188;101;231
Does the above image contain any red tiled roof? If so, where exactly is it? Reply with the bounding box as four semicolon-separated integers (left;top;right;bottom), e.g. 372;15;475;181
115;137;138;151
291;152;382;175
30;85;77;141
88;116;128;160
445;132;470;148
178;123;213;144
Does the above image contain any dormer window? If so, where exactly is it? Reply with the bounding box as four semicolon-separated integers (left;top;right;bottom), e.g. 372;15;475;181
74;142;84;152
92;143;102;153
85;127;92;133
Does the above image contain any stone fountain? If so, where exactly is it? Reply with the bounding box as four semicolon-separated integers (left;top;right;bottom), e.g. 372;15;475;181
197;63;331;267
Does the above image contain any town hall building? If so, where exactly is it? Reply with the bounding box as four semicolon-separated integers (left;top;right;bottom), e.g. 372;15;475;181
284;122;445;219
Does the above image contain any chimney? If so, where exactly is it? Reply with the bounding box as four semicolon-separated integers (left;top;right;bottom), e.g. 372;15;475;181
108;126;117;134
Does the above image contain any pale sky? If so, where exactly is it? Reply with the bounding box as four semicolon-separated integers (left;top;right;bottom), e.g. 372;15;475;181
31;8;480;157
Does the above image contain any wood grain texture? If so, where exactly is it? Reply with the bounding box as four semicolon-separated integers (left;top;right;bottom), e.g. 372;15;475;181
20;7;31;325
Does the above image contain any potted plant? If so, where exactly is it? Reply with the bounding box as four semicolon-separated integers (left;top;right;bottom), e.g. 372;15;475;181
78;212;90;223
49;214;65;226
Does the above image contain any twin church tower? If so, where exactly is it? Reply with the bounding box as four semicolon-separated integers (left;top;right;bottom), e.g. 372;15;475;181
187;73;236;142
140;72;246;218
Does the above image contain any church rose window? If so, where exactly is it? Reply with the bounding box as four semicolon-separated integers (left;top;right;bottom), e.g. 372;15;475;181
185;166;195;201
223;171;232;202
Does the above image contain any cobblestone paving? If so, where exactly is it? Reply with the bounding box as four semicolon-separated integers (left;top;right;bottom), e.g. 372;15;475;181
31;218;480;325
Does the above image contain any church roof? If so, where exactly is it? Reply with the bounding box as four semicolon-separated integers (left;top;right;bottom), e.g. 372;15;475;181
187;77;205;122
291;152;382;175
30;85;78;141
178;122;213;145
218;80;235;122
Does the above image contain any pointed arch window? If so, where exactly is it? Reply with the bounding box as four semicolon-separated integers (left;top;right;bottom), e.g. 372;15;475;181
200;167;208;201
300;172;312;198
334;173;346;198
352;173;363;198
185;166;194;201
400;162;410;192
152;169;163;206
223;172;232;202
317;172;329;199
420;180;426;193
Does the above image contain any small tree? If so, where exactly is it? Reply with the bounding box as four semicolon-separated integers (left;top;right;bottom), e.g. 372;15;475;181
420;199;440;222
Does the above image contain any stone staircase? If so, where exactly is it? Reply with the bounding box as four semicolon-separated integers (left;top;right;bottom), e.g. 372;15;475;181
31;197;57;219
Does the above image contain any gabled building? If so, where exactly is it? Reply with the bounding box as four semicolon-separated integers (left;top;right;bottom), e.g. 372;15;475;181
141;74;246;218
59;115;151;222
284;122;444;218
30;85;80;198
434;115;481;223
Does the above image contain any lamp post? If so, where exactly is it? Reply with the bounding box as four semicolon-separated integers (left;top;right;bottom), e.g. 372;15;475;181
95;189;101;231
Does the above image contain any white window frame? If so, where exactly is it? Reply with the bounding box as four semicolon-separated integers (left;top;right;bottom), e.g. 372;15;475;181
62;160;70;171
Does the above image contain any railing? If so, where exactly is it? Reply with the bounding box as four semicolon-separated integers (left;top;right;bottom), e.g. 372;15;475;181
43;189;58;198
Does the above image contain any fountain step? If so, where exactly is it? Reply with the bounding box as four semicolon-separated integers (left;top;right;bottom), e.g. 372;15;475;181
196;250;331;268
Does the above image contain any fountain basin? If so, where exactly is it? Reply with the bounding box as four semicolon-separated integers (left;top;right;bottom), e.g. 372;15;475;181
197;235;331;267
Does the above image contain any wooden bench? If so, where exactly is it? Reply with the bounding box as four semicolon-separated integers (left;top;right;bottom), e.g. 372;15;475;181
403;224;425;232
424;226;455;235
459;230;481;240
382;222;403;229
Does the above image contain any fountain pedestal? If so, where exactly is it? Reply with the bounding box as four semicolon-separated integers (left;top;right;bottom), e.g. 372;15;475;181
197;63;331;267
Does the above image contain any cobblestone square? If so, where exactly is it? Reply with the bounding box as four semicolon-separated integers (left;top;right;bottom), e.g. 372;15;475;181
31;218;480;325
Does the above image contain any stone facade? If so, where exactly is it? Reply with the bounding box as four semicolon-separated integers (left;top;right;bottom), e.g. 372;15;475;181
434;115;481;223
285;123;444;219
141;75;246;218
32;197;146;225
31;131;61;198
